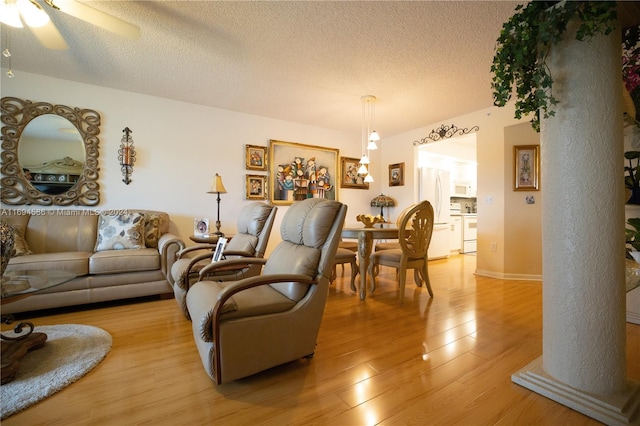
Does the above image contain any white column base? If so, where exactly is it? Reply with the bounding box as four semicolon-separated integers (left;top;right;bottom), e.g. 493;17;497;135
512;357;640;425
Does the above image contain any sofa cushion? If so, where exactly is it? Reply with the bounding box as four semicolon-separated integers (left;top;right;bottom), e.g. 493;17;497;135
22;213;99;253
10;225;32;257
95;212;145;251
90;248;160;274
143;213;162;249
7;252;91;275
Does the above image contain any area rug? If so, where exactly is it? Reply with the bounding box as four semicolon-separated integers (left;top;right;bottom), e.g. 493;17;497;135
1;324;112;419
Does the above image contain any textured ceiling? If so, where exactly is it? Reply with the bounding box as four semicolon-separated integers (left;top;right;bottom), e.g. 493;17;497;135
1;1;525;138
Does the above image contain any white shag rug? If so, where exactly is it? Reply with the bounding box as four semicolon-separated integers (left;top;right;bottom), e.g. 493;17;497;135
1;324;112;419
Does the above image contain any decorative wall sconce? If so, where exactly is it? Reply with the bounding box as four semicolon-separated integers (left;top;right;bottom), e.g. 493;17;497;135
412;123;479;145
118;127;135;185
207;173;228;236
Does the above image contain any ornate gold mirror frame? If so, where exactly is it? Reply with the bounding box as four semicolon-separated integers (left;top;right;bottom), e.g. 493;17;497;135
1;97;101;206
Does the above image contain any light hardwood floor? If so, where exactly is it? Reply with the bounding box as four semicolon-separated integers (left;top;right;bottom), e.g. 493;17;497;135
2;254;639;425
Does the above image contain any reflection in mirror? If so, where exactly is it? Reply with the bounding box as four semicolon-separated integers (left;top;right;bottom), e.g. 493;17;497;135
19;115;86;195
1;97;101;206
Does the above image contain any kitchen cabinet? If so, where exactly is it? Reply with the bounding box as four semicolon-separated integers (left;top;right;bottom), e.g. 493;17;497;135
450;216;462;252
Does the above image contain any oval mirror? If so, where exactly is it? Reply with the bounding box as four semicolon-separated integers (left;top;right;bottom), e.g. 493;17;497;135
1;97;100;206
18;115;86;195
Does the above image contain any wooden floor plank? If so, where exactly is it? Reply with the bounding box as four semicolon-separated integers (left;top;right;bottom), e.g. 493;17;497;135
2;254;638;425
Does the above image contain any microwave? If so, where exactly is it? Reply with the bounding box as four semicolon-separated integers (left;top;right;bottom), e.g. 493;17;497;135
452;182;473;197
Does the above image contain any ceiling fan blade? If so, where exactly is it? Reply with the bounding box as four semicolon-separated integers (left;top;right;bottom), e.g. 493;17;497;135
52;0;141;40
28;18;69;49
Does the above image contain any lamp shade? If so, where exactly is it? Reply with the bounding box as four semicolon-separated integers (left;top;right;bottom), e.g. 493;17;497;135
370;193;395;207
207;173;227;194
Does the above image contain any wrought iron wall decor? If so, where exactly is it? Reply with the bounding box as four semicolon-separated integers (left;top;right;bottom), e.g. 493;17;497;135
118;127;135;185
412;123;479;145
0;97;101;206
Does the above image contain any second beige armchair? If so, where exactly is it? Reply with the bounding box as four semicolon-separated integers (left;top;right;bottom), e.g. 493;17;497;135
170;202;277;318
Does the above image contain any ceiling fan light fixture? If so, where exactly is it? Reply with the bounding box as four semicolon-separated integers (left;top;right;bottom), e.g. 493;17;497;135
18;0;50;27
0;1;24;28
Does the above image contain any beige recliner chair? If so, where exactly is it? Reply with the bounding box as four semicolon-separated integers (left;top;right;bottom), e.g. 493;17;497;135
171;202;277;318
186;198;347;384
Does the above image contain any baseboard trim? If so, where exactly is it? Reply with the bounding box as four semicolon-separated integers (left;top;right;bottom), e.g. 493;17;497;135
512;357;640;425
627;310;640;325
475;269;542;281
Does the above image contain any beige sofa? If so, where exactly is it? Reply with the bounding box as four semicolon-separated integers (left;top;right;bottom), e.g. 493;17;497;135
1;209;185;314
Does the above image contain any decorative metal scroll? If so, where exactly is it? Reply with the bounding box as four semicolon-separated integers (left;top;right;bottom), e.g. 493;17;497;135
1;97;101;206
412;123;479;145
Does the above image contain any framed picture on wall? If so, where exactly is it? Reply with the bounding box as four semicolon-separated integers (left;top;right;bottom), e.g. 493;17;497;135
389;162;405;186
245;145;268;171
268;139;339;206
245;174;267;200
514;145;540;191
340;156;369;189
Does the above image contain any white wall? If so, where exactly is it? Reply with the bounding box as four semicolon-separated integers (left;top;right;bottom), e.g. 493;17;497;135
1;71;384;253
2;71;540;278
380;104;534;277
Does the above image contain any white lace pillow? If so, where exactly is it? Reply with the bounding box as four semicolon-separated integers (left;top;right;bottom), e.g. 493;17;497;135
95;212;145;251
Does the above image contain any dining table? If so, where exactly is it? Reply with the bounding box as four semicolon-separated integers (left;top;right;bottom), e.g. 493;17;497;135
341;223;405;300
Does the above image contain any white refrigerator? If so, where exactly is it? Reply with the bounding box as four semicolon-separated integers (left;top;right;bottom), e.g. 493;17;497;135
419;167;451;259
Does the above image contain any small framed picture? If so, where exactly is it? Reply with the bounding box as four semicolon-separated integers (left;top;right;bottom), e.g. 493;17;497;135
212;237;228;263
194;218;209;236
514;145;540;191
246;174;267;200
340;156;369;189
389;162;405;186
246;144;268;171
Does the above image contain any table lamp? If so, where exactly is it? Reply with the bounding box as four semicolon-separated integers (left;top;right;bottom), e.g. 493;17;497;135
370;193;396;223
207;173;228;236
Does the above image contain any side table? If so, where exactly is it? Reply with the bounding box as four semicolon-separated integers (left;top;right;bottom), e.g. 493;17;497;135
190;234;223;244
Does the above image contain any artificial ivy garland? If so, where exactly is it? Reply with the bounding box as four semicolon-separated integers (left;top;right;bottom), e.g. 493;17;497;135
491;1;618;132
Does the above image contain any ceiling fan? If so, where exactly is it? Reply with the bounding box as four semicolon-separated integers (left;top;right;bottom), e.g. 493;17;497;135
0;0;141;50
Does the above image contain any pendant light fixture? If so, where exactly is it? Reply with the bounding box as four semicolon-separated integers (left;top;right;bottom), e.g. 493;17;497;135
359;95;381;183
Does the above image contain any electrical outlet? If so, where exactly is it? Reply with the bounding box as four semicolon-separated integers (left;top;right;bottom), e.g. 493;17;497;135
490;242;497;252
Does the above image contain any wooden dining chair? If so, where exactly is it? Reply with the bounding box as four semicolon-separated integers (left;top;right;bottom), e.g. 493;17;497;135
368;200;434;303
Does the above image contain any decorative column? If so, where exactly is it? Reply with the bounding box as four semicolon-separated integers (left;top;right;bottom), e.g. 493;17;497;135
511;20;640;425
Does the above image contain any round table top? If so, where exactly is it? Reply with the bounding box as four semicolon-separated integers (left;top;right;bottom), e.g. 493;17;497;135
341;224;401;239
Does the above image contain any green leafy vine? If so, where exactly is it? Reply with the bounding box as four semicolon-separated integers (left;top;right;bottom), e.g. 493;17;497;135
491;1;617;132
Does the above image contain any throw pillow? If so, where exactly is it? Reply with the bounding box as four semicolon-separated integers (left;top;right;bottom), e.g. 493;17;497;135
95;212;145;251
144;213;162;249
10;225;32;257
